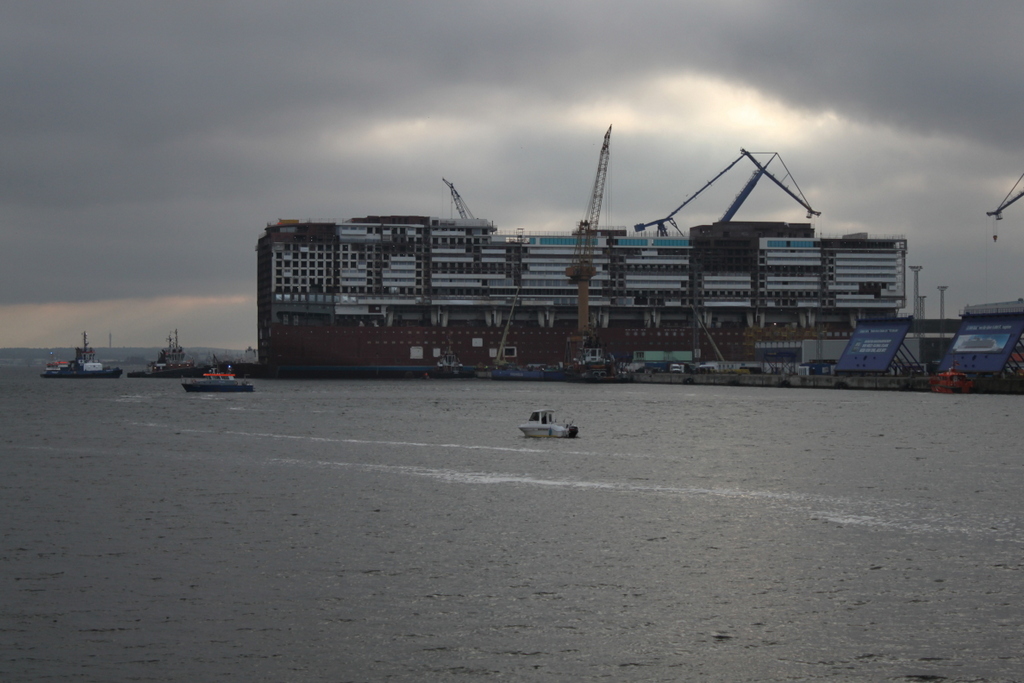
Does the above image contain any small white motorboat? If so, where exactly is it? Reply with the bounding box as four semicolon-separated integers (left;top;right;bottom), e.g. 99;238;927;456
518;409;578;438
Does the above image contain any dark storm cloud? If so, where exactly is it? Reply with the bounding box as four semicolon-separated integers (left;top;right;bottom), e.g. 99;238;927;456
1;0;1022;328
6;2;1019;183
693;2;1024;149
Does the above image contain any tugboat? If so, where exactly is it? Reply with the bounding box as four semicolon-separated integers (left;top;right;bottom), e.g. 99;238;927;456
428;343;475;379
182;372;254;393
127;330;204;378
929;363;974;394
563;330;631;383
41;332;123;378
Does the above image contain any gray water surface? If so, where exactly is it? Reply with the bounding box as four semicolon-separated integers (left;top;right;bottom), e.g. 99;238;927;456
2;369;1023;681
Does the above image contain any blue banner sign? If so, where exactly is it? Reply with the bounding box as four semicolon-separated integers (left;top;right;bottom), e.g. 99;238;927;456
938;313;1024;373
835;318;913;373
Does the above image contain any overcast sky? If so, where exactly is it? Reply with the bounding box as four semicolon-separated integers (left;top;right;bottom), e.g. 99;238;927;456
3;1;1023;349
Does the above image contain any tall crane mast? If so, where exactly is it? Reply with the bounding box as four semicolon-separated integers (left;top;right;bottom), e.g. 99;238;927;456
986;171;1024;241
442;177;475;220
566;125;612;333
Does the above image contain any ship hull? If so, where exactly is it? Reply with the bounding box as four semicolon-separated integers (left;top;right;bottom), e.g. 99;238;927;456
41;369;123;379
265;322;771;377
278;364;440;379
428;368;477;379
257;217;899;378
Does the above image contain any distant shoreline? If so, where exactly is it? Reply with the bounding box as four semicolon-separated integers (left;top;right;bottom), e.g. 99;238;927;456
0;347;251;367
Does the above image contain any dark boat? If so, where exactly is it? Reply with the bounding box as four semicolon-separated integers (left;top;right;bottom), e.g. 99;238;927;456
182;373;254;393
40;332;122;379
127;330;205;378
428;345;475;379
563;331;632;383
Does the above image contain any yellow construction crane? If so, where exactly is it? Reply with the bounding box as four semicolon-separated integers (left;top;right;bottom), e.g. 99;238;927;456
566;125;612;333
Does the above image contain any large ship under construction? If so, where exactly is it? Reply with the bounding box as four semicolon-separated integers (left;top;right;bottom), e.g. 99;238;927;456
256;215;907;377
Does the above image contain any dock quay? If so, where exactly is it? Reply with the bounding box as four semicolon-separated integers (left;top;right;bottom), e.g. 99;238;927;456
632;372;1024;394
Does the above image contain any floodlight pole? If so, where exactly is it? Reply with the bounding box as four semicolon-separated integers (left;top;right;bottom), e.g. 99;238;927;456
937;285;948;340
909;265;923;337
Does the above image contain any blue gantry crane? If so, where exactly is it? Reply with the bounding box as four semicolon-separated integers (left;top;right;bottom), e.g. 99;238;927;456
634;149;820;235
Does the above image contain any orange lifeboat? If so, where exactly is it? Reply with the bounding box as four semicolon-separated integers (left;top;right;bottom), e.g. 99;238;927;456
929;364;974;394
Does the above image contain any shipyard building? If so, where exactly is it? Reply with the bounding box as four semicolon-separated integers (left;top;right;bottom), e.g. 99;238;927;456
256;216;906;375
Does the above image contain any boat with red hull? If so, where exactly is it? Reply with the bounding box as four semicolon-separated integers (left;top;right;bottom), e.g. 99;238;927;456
127;331;205;378
929;365;974;394
264;323;728;378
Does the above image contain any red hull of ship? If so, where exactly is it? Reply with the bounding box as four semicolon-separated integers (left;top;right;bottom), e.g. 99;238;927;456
265;323;804;377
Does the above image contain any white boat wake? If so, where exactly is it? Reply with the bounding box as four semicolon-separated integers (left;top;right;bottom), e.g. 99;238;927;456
129;423;1024;542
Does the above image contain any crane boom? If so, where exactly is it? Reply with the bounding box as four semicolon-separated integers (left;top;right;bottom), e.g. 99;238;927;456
495;286;522;366
693;306;725;362
721;167;765;222
442;177;474;220
735;149;819;220
635;149;820;235
633;153;747;235
566;125;612;333
987;171;1024;223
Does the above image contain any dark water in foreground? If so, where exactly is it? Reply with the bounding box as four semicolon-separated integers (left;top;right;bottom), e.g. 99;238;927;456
2;367;1023;681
